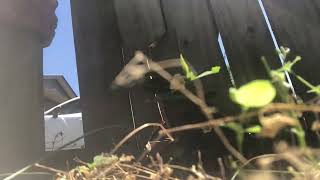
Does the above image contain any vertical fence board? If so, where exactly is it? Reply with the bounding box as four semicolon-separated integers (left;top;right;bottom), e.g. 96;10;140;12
71;0;136;160
210;0;281;86
115;0;168;152
154;0;235;114
114;0;166;49
263;0;320;100
146;0;237;172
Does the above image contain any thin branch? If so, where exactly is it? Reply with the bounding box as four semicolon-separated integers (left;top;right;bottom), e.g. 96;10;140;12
35;163;66;175
218;158;226;180
110;123;174;154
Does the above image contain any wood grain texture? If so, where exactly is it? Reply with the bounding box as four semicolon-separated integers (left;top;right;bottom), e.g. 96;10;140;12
71;0;136;159
210;0;281;86
150;0;234;113
263;0;320;100
114;0;166;49
144;0;238;172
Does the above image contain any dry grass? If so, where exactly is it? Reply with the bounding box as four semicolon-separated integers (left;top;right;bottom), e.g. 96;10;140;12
38;153;221;180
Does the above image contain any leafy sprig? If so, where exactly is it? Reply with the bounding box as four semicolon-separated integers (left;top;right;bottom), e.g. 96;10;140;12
180;54;220;81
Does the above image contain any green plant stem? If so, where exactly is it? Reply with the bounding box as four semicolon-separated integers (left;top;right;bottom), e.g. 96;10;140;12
261;56;272;78
291;127;306;149
295;74;316;90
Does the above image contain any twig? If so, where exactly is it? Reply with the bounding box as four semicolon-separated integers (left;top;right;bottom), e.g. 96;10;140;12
168;165;221;180
261;103;320;114
159;103;320;136
158;112;258;135
35;163;66;175
119;163;156;176
73;157;88;166
218;158;226;180
231;154;278;180
110;123;174;154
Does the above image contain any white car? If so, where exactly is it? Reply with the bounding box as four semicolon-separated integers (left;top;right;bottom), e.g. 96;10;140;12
44;97;85;151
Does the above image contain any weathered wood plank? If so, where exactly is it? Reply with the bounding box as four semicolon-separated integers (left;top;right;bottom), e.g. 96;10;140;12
114;0;166;49
210;0;281;86
121;48;168;153
114;0;169;151
152;0;234;113
71;0;136;159
263;0;320;100
145;0;237;172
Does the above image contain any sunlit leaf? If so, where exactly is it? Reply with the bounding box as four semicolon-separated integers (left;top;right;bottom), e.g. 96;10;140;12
211;66;221;74
179;54;220;81
180;54;190;75
191;66;220;80
244;125;262;134
194;71;214;80
230;80;276;108
187;71;197;81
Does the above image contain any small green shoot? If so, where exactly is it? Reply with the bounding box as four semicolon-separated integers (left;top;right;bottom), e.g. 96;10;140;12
277;56;302;73
224;122;244;152
291;127;307;148
275;47;320;96
277;46;291;60
180;54;220;81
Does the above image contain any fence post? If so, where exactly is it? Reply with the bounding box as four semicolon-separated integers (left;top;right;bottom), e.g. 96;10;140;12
0;1;57;177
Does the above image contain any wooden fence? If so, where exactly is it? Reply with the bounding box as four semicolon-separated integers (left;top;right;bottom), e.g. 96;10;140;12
70;0;320;173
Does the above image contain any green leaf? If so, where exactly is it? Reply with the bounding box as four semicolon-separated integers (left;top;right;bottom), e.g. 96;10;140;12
192;66;221;80
180;54;190;75
187;71;197;81
211;66;221;74
194;71;214;80
179;54;220;81
230;80;276;108
307;85;320;95
244;125;262;134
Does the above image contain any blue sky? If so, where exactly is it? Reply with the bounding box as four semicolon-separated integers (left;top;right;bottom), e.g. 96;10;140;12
43;0;80;95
